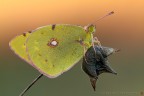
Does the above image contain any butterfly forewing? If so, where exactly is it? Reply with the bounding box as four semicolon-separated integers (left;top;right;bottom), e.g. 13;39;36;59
26;24;87;78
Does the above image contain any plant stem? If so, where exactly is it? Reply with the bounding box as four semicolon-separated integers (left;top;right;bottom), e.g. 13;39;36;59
19;74;43;96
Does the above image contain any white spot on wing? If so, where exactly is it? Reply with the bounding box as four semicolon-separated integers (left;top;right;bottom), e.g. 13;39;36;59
51;41;57;46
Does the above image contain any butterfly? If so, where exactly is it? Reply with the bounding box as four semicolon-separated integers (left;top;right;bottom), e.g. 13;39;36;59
9;11;117;96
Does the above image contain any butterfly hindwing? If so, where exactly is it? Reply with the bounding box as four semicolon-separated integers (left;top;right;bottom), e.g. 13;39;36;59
9;32;31;63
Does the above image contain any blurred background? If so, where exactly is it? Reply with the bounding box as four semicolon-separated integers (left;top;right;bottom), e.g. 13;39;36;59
0;0;144;96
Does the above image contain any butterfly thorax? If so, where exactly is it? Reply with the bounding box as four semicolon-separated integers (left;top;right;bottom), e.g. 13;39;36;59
83;24;96;48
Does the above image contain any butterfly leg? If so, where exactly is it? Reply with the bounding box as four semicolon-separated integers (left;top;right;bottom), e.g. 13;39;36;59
76;38;89;64
92;35;105;61
93;36;102;47
83;45;90;64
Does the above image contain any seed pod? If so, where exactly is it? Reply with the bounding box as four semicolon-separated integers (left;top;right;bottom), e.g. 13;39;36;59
82;45;118;91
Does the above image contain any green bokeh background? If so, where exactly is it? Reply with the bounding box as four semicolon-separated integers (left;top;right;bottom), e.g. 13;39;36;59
0;0;144;96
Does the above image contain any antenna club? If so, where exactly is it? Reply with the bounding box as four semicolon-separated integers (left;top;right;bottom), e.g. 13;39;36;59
91;11;115;24
108;11;114;15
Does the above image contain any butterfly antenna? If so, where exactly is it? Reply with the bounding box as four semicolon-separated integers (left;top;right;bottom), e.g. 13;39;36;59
91;11;114;24
19;74;43;96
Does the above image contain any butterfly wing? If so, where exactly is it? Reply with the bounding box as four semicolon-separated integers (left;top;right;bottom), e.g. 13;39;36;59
9;32;31;63
26;24;87;78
